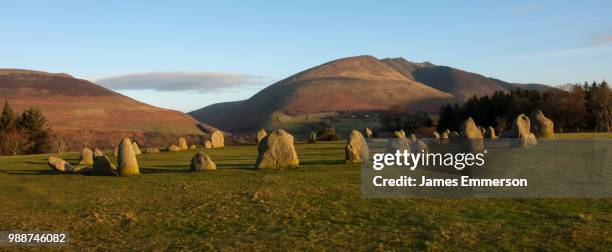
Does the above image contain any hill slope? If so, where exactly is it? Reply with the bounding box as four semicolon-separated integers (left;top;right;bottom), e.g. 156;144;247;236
381;58;553;100
191;55;554;132
0;69;201;134
190;56;456;131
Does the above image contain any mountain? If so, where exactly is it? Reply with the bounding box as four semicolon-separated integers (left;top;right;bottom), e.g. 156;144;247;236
0;69;201;134
190;56;457;131
381;58;554;100
191;55;554;132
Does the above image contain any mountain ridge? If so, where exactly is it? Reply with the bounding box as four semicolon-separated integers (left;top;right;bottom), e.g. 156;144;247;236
190;55;554;131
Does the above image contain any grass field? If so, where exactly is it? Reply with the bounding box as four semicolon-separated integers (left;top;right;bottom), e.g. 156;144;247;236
0;139;611;250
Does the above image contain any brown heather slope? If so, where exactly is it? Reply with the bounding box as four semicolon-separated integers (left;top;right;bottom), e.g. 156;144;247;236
381;57;554;101
190;56;457;131
0;69;201;134
191;56;555;132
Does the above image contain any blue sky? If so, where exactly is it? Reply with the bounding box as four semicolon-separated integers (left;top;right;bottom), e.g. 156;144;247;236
1;0;611;112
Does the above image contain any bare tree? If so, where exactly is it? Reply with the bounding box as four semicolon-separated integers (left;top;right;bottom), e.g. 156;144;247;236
51;132;67;153
589;84;612;132
495;116;508;135
2;128;32;155
79;117;97;148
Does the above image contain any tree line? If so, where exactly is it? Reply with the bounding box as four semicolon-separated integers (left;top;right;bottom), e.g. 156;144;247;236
437;81;612;133
0;100;52;155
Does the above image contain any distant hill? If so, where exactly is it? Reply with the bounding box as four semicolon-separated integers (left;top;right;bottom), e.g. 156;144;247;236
190;56;457;131
381;58;554;100
0;69;201;134
190;55;555;132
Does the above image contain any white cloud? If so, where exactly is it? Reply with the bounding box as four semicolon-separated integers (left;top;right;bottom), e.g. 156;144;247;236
93;71;271;92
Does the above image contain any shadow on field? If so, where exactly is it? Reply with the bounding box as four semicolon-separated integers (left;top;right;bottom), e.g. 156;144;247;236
139;166;192;174
0;169;61;175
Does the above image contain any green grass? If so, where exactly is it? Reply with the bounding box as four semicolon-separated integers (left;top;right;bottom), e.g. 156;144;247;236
0;140;610;250
555;132;612;139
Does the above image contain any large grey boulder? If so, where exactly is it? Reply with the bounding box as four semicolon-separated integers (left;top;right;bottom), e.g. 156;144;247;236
256;129;267;144
48;156;73;172
345;130;369;163
210;130;224;148
255;129;299;169
79;148;93;165
460;117;485;153
530;110;555;138
190;151;217;171
178;137;189;150
117;138;139;176
93;153;116;175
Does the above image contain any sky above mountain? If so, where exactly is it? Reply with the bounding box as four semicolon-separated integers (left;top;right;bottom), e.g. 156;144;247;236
1;1;611;112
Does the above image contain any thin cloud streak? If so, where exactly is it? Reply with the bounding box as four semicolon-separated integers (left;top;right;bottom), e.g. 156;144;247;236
93;71;271;93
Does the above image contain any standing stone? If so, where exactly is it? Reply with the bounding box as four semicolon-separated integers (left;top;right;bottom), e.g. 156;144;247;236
48;156;73;172
364;128;373;139
117;138;139;176
132;142;142;155
79;148;94;166
460;117;485;153
530;110;555;138
93;153;116;175
485;127;497;139
386;138;412;153
409;134;417;142
505;114;537;147
308;131;317;144
256;129;267;144
190;151;217;171
393;130;406;139
144;147;160;154
433;132;440;143
189;144;197;150
412;139;429;153
168;145;181;152
204;140;213;149
255;129;299;169
178;137;189;150
440;132;449;144
345;130;369;163
113;146;118;157
210;130;224;148
94;148;104;157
